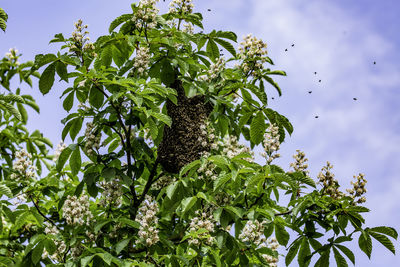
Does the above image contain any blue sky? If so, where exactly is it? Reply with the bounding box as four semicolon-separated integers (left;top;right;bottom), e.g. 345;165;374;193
1;0;399;266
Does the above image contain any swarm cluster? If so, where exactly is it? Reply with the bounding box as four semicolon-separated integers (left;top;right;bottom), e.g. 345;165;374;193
187;210;216;246
62;194;93;226
133;46;151;75
53;141;67;162
10;149;37;181
151;175;175;190
346;173;367;204
132;0;160;29
157;80;214;173
99;179;123;207
4;48;20;64
237;34;268;76
70;19;95;53
41;223;66;261
169;0;194;14
289;149;309;174
199;57;226;82
239;219;266;246
261;124;281;164
84;122;101;156
135;195;160;246
317;162;342;200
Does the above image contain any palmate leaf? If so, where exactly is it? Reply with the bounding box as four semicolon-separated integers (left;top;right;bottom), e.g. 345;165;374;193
0;101;22;121
109;14;132;33
250;110;265;144
369;231;396;254
214;38;236;57
370;226;398;239
0;183;13;198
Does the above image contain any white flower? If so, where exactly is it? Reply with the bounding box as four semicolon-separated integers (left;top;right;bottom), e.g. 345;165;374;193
135;195;159;246
62;194;93;226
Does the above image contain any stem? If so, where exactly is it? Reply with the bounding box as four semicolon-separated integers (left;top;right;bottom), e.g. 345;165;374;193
30;196;57;227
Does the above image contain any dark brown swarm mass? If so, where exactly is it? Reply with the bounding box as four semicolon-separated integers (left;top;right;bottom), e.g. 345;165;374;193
157;80;214;173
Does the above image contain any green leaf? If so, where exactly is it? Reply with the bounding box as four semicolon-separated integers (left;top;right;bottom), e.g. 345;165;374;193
275;223;289;246
160;59;175;86
215;30;237;42
147;117;158;141
213;173;231;192
56;147;72;172
214;38;236;57
115;238;132;254
0;102;21;121
0;184;13;198
250;111;265;144
95;219;113;234
81;255;95;267
70;146;82;176
63;91;74;112
0;8;8;22
34;53;57;69
298;237;311;267
180;196;197;216
358;232;372;258
89;86;104;109
56;61;68;82
43;238;56;255
315;251;330;267
206;39;219;60
370;226;398;239
263;75;282;96
31;241;44;264
247;82;268;105
39;62;56;95
335;244;355;265
151;112;172;127
333;247;348;267
166;181;180;199
0;18;6;32
286;238;302;266
101;45;113;67
69;117;83;141
239;112;253;128
179;160;201;177
369;231;396;255
109;14;132;33
102;167;116;181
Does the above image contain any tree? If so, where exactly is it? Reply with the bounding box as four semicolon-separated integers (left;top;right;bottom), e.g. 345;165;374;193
0;0;397;266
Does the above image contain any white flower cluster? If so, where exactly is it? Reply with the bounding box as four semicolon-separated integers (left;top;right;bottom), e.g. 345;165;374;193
261;124;281;164
132;0;160;29
182;23;194;34
84;122;101;156
135;195;160;246
214;192;231;206
199;57;226;82
187;210;215;246
151;175;176;190
70;19;95;53
10;149;37;181
4;48;20;64
237;34;268;76
346;173;367;204
239;219;266;246
53;141;67;162
261;237;280;267
62;194;93;226
134;46;150;75
197;160;217;180
12;193;27;205
289;149;309;174
317;162;342;200
41;223;66;261
99;179;123;207
221;135;254;161
70;244;84;259
169;0;194;14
